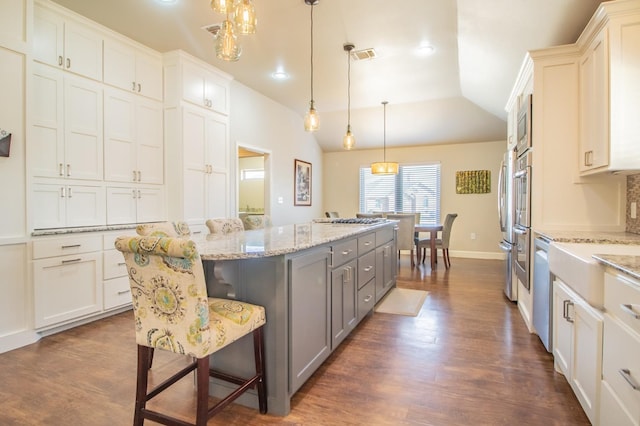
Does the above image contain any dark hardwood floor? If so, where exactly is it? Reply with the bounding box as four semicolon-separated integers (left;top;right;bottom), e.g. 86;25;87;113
0;257;590;425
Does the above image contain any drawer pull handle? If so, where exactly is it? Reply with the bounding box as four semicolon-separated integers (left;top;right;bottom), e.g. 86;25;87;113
363;295;373;303
619;368;640;391
61;258;81;264
363;266;373;272
563;300;574;323
117;289;131;295
117;262;126;266
363;241;371;246
341;249;352;255
61;244;81;249
620;304;640;320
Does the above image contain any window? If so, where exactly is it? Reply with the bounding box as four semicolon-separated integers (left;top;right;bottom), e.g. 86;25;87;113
359;163;441;224
240;168;264;180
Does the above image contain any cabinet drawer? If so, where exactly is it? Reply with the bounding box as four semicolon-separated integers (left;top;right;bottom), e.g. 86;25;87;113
602;315;640;421
357;279;375;322
600;379;637;426
103;229;137;250
358;250;376;289
33;234;102;259
103;249;128;280
376;226;394;245
332;239;357;267
104;276;132;310
358;233;376;255
605;272;640;336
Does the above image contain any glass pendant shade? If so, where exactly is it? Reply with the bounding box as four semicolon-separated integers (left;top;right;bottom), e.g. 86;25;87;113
210;0;238;14
343;126;355;150
304;101;319;132
234;0;257;34
215;20;242;62
371;161;399;175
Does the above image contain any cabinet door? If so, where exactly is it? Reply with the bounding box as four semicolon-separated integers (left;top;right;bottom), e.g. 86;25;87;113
136;187;165;223
34;252;102;328
182;60;207;108
571;301;604;425
331;260;357;349
136;98;164;184
103;38;136;93
552;280;573;377
31;64;64;178
104;88;136;183
64;75;103;181
579;29;609;172
375;242;395;302
182;106;208;224
106;187;137;225
135;49;163;101
289;248;331;394
32;183;66;229
205;71;229;115
62;20;103;81
65;184;106;227
33;5;64;69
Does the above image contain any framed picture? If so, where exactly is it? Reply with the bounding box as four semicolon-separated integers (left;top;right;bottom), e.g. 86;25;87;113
294;159;312;206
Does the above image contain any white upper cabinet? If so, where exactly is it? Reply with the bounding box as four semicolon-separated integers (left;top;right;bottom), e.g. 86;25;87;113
104;87;163;185
103;38;163;101
578;3;640;174
33;2;103;82
163;50;232;115
31;63;103;181
0;0;29;52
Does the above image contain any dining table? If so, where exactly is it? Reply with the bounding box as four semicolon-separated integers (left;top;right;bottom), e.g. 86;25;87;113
415;223;443;269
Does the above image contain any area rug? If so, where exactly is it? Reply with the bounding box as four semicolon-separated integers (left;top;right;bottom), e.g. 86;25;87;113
374;288;428;316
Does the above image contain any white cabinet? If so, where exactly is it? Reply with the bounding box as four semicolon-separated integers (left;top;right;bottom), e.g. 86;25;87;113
578;5;640;174
102;231;134;311
33;2;103;81
32;183;105;229
552;278;604;425
164;50;231;115
600;271;640;426
33;234;103;329
104;87;163;185
106;186;165;225
0;0;29;52
103;37;163;101
165;104;229;228
31;63;103;181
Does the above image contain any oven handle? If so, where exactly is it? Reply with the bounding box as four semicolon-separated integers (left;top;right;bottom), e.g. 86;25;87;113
514;226;528;235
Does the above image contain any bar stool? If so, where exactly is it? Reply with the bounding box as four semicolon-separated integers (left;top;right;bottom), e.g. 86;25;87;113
205;218;244;235
136;221;191;238
115;235;267;425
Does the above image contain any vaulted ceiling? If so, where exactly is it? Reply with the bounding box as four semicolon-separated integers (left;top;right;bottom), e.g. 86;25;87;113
51;0;603;151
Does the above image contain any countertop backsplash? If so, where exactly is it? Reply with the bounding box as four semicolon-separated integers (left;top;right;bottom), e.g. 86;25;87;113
628;174;640;235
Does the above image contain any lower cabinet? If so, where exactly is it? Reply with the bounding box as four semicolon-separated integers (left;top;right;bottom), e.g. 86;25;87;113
289;247;331;394
102;231;134;310
552;278;603;425
375;239;395;303
331;259;357;349
33;234;103;329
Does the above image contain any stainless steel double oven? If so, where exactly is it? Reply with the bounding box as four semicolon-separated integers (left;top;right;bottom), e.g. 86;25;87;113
513;94;532;291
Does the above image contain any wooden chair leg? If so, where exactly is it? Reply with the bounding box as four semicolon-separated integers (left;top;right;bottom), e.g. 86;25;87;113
253;327;268;414
410;249;415;267
134;346;151;426
195;357;210;426
148;348;154;369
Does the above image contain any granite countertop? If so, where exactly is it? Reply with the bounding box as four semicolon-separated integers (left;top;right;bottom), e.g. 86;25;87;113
32;224;138;237
593;254;640;281
193;221;393;261
535;229;640;245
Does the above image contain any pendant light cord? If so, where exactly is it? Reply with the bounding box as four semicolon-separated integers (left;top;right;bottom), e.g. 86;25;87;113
310;4;314;104
347;48;351;128
383;101;387;162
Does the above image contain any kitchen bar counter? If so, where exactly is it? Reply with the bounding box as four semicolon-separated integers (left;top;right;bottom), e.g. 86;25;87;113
535;229;640;244
593;254;640;281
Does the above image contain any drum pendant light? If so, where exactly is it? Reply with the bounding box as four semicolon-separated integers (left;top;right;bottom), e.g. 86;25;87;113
371;101;399;175
304;0;319;132
343;43;356;150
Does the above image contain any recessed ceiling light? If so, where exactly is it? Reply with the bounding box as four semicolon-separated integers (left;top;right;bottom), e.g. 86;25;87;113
271;71;289;80
157;0;177;4
417;44;435;56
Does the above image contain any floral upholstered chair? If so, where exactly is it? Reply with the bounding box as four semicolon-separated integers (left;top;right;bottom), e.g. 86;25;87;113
242;214;272;230
135;221;191;238
205;218;245;235
114;235;267;424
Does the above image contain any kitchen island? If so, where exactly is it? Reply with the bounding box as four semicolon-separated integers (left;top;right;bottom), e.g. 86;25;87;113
191;220;397;416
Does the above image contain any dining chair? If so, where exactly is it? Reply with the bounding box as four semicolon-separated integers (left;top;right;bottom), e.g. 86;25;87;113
242;214;272;230
386;213;417;267
115;235;267;425
325;211;339;218
356;213;384;218
416;213;458;268
205;218;245;235
135;221;191;238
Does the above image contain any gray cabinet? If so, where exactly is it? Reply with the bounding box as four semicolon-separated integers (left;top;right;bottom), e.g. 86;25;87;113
375;227;396;302
288;246;331;394
331;259;357;348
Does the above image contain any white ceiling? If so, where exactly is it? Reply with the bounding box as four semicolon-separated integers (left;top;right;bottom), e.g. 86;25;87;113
51;0;603;152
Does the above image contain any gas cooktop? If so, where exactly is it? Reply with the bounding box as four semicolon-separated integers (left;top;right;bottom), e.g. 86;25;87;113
329;218;387;225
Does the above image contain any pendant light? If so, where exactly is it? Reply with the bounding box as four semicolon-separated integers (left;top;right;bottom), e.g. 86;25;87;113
371;101;399;175
304;0;319;132
234;0;257;35
343;43;356;150
215;15;242;62
210;0;238;14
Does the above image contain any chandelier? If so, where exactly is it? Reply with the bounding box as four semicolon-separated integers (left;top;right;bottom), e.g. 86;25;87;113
210;0;257;62
371;101;399;175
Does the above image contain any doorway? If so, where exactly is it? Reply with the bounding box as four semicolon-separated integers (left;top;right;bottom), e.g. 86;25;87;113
237;144;270;220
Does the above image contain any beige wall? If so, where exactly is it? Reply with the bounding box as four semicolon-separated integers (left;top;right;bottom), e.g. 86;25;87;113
238;156;265;212
322;140;506;258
